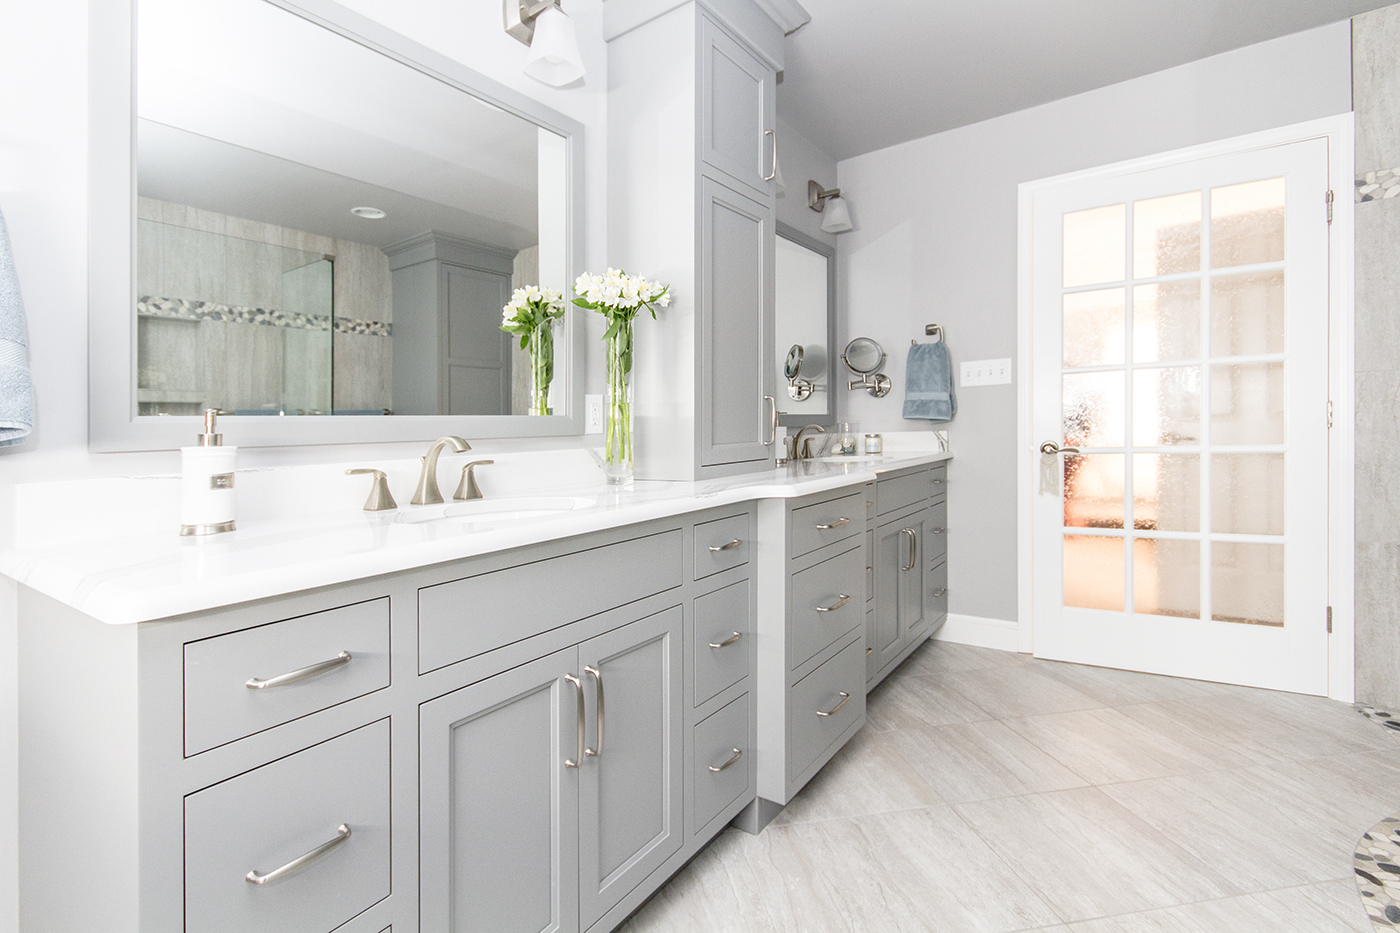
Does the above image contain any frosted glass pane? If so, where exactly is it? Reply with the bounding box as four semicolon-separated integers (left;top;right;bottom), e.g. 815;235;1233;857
1063;371;1125;448
1210;178;1285;269
1211;542;1284;627
1211;453;1284;536
1210;362;1285;445
1064;204;1126;287
1132;367;1201;446
1063;289;1125;367
1064;535;1125;611
1211;272;1284;357
1064;454;1124;529
1133;191;1201;278
1133;282;1201;363
1133;453;1200;532
1134;538;1200;618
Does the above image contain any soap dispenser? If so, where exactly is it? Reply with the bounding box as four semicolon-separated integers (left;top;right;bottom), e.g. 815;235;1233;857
180;409;237;536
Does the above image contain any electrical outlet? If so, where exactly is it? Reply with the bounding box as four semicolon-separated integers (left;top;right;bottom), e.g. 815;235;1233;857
585;394;603;433
960;358;1013;387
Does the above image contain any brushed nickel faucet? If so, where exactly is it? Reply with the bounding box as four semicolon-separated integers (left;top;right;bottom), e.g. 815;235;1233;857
453;460;495;501
412;436;471;505
346;468;397;511
792;424;827;461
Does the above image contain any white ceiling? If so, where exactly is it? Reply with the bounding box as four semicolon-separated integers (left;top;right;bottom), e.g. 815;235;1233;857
778;0;1390;162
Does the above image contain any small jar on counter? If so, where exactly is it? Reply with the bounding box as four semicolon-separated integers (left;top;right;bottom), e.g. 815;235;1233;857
864;433;883;455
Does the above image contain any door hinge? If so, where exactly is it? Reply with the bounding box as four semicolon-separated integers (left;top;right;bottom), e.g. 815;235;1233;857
1327;399;1333;428
1327;606;1333;634
1326;189;1335;225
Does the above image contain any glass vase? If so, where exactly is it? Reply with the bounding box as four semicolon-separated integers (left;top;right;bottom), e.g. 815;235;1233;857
529;325;553;416
603;320;634;484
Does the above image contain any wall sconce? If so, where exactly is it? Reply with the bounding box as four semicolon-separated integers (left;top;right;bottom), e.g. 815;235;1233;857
808;180;853;234
504;0;586;87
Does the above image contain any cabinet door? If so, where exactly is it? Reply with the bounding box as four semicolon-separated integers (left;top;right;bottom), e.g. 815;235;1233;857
874;515;924;669
700;178;774;469
700;16;775;196
442;263;512;415
420;648;580;933
901;515;928;641
577;606;684;930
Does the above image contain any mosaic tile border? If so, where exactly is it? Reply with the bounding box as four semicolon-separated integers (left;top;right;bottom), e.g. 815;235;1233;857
1358;705;1400;733
1355;814;1400;929
138;297;390;337
1356;169;1400;202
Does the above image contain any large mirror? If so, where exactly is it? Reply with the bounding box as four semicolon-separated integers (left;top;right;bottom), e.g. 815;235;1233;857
90;0;584;449
774;224;836;426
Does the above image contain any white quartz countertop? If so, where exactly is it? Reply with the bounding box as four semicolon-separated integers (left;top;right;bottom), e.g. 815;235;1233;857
0;452;951;625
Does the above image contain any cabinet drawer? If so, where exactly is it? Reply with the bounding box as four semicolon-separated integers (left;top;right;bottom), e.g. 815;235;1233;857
419;529;682;673
790;545;864;669
876;469;928;517
692;692;751;834
927;499;947;564
789;637;865;782
930;463;947;500
185;720;391;933
694;579;751;706
929;560;949;620
694;513;750;580
790;491;864;558
184;598;390;756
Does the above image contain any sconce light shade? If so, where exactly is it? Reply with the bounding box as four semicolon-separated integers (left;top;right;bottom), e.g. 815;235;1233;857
522;6;585;86
820;195;853;233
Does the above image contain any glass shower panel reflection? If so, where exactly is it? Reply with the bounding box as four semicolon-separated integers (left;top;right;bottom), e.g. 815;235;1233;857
1210;178;1285;268
1063;204;1126;287
1062;288;1125;367
1063;454;1125;529
1211;542;1285;626
1064;535;1125;612
1133;538;1200;618
1132;191;1201;278
1133;282;1201;363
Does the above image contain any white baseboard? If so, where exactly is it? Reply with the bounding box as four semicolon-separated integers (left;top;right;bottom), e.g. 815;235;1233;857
934;614;1021;653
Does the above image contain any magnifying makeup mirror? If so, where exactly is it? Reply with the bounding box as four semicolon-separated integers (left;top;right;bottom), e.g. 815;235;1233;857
842;337;892;397
785;344;815;400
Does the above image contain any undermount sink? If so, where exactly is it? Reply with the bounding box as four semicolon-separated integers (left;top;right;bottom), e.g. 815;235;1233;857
395;496;596;525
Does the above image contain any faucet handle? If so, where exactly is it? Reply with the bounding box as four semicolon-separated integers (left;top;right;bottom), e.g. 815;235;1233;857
453;460;495;501
346;469;397;511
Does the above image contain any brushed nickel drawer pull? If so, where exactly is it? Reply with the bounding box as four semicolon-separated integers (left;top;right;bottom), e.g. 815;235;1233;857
584;665;604;758
866;646;873;655
816;517;850;530
709;632;743;649
933;588;947;597
816;692;850;717
901;528;917;571
709;748;743;772
932;477;945;484
245;651;352;689
564;673;584;768
816;594;851;613
932;527;944;535
246;824;350;885
709;539;742;552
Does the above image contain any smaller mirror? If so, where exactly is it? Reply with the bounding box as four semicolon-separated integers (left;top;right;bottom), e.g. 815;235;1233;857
784;344;805;380
775;225;836;425
843;337;892;397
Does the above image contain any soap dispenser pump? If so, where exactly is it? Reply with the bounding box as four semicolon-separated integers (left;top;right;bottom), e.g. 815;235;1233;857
180;409;237;536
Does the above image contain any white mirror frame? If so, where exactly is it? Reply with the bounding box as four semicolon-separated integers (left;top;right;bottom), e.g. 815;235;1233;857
89;0;587;451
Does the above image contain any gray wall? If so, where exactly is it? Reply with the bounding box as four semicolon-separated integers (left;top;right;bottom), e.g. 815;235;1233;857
834;22;1353;624
1354;4;1400;709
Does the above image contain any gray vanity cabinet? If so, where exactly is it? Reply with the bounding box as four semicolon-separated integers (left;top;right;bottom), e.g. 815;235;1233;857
872;511;927;671
418;649;581;933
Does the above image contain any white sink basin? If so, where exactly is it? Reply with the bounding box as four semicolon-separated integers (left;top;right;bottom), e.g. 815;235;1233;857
395;496;596;525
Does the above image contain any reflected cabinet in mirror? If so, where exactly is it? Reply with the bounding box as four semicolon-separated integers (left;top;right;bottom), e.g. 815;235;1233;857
90;0;584;449
774;224;836;426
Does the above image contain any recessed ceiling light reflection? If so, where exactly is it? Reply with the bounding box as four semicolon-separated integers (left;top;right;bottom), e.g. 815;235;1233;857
351;206;387;219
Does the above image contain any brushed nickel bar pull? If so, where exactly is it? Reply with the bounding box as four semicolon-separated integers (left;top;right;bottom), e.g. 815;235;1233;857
709;632;743;649
901;528;917;571
764;396;777;446
709;748;743;772
584;666;604;758
763;129;777;181
933;588;948;597
816;517;850;530
932;478;945;485
816;692;850;717
816;595;851;613
709;539;742;552
246;824;350;885
564;673;584;768
246;651;351;689
932;527;944;535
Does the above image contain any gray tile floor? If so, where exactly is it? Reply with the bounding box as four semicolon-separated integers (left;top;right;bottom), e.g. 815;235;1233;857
619;640;1400;932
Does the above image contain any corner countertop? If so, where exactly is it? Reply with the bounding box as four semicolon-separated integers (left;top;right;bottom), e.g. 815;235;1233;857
0;452;951;626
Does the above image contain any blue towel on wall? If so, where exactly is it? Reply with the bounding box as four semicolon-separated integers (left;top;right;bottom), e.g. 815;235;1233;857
0;210;33;447
902;341;956;423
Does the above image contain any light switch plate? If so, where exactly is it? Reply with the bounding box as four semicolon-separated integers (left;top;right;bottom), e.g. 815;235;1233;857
960;358;1012;387
585;395;603;433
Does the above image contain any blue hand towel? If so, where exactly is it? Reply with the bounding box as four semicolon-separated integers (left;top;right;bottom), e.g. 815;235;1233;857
902;341;956;423
0;210;33;447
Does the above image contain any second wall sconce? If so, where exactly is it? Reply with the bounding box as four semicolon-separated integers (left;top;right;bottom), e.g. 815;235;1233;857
808;180;853;234
504;0;586;87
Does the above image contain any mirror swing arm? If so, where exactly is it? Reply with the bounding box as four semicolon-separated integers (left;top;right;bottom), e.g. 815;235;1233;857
88;0;587;452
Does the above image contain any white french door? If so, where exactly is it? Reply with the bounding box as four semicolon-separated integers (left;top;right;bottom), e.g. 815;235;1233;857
1028;133;1333;694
